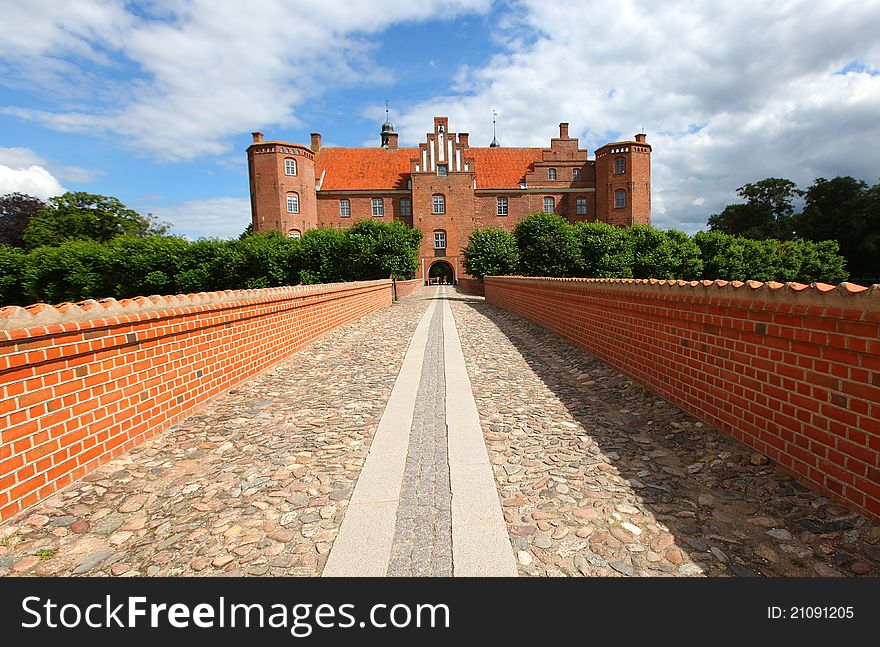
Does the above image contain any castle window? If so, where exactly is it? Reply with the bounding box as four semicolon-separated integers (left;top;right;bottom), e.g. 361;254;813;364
437;165;448;176
286;193;299;213
576;197;587;215
543;197;555;214
615;190;626;208
434;230;446;249
285;158;297;176
287;229;301;239
548;168;557;180
371;198;384;217
432;194;446;214
497;197;508;216
615;158;625;174
400;198;412;217
573;169;581;180
339;199;350;218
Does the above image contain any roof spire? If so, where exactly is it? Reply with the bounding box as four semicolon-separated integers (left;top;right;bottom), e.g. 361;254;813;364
490;108;500;147
381;100;395;148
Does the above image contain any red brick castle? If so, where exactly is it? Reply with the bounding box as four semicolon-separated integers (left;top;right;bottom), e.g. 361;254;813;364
247;116;651;282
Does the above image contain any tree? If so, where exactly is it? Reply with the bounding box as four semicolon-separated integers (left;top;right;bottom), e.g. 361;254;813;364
461;227;519;280
665;229;703;280
291;228;347;284
239;223;254;239
795;176;879;282
513;212;580;277
343;220;422;280
0;193;47;247
693;231;747;280
573;222;632;278
625;225;677;279
23;192;168;249
707;178;801;240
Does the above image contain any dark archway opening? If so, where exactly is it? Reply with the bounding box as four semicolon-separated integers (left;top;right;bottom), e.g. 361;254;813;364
428;261;455;285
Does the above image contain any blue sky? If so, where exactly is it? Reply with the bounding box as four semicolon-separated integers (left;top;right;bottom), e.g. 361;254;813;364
1;0;879;239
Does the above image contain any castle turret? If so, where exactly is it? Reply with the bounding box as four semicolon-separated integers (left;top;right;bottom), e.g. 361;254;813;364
247;135;318;238
595;134;651;226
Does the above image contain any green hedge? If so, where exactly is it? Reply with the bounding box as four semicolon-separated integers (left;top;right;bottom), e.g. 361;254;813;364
0;220;422;306
462;213;848;284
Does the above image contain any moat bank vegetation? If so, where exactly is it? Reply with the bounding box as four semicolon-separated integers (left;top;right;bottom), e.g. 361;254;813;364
462;214;848;284
1;174;871;306
0;192;422;306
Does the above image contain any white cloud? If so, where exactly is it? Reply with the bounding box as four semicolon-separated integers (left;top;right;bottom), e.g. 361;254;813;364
391;0;880;232
0;147;66;199
147;196;251;239
0;146;98;190
0;0;492;161
0;165;65;200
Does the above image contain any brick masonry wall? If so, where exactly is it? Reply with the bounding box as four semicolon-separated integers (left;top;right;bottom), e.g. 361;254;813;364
0;280;392;521
485;276;880;520
394;279;423;298
458;278;485;296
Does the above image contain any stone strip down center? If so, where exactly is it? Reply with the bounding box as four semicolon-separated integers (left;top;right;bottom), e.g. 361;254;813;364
323;287;516;576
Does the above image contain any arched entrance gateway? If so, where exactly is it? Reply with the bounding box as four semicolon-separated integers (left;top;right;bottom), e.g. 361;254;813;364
427;260;455;285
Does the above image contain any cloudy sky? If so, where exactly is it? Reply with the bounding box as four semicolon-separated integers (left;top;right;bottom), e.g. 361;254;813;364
1;0;878;238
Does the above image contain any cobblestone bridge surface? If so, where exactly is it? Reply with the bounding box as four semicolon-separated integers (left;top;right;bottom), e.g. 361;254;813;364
1;288;879;577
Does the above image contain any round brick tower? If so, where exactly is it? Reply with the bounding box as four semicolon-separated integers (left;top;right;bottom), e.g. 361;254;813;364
595;133;651;227
247;132;318;237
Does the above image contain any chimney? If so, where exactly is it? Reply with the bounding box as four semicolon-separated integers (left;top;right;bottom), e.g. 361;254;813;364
459;132;469;148
387;132;399;150
252;132;263;143
559;122;569;139
310;132;321;151
635;133;647;143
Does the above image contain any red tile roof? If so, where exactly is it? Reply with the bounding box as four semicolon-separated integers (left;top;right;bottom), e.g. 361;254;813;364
315;148;542;191
316;148;417;191
470;148;542;189
315;146;545;191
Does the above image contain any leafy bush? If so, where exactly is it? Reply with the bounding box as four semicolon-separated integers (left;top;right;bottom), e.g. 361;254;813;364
514;212;581;277
0;245;27;305
343;220;422;281
625;224;678;279
461;227;519;280
574;222;633;278
665;229;704;280
693;231;746;280
22;240;113;303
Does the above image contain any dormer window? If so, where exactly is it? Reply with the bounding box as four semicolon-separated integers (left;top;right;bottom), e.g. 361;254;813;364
548;168;557;180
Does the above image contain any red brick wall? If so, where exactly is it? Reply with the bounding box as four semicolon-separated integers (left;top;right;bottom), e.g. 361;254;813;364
458;278;485;296
394;279;423;298
485;276;880;520
0;280;392;521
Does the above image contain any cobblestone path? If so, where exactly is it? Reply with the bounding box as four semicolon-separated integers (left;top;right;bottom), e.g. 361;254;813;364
388;304;452;576
448;292;880;577
0;291;432;577
2;287;879;577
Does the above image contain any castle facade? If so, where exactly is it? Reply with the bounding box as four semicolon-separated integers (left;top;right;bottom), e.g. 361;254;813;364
247;116;651;282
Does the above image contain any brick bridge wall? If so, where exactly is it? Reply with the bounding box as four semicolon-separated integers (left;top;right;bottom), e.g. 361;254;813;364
0;280;393;521
394;279;424;299
484;276;880;520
